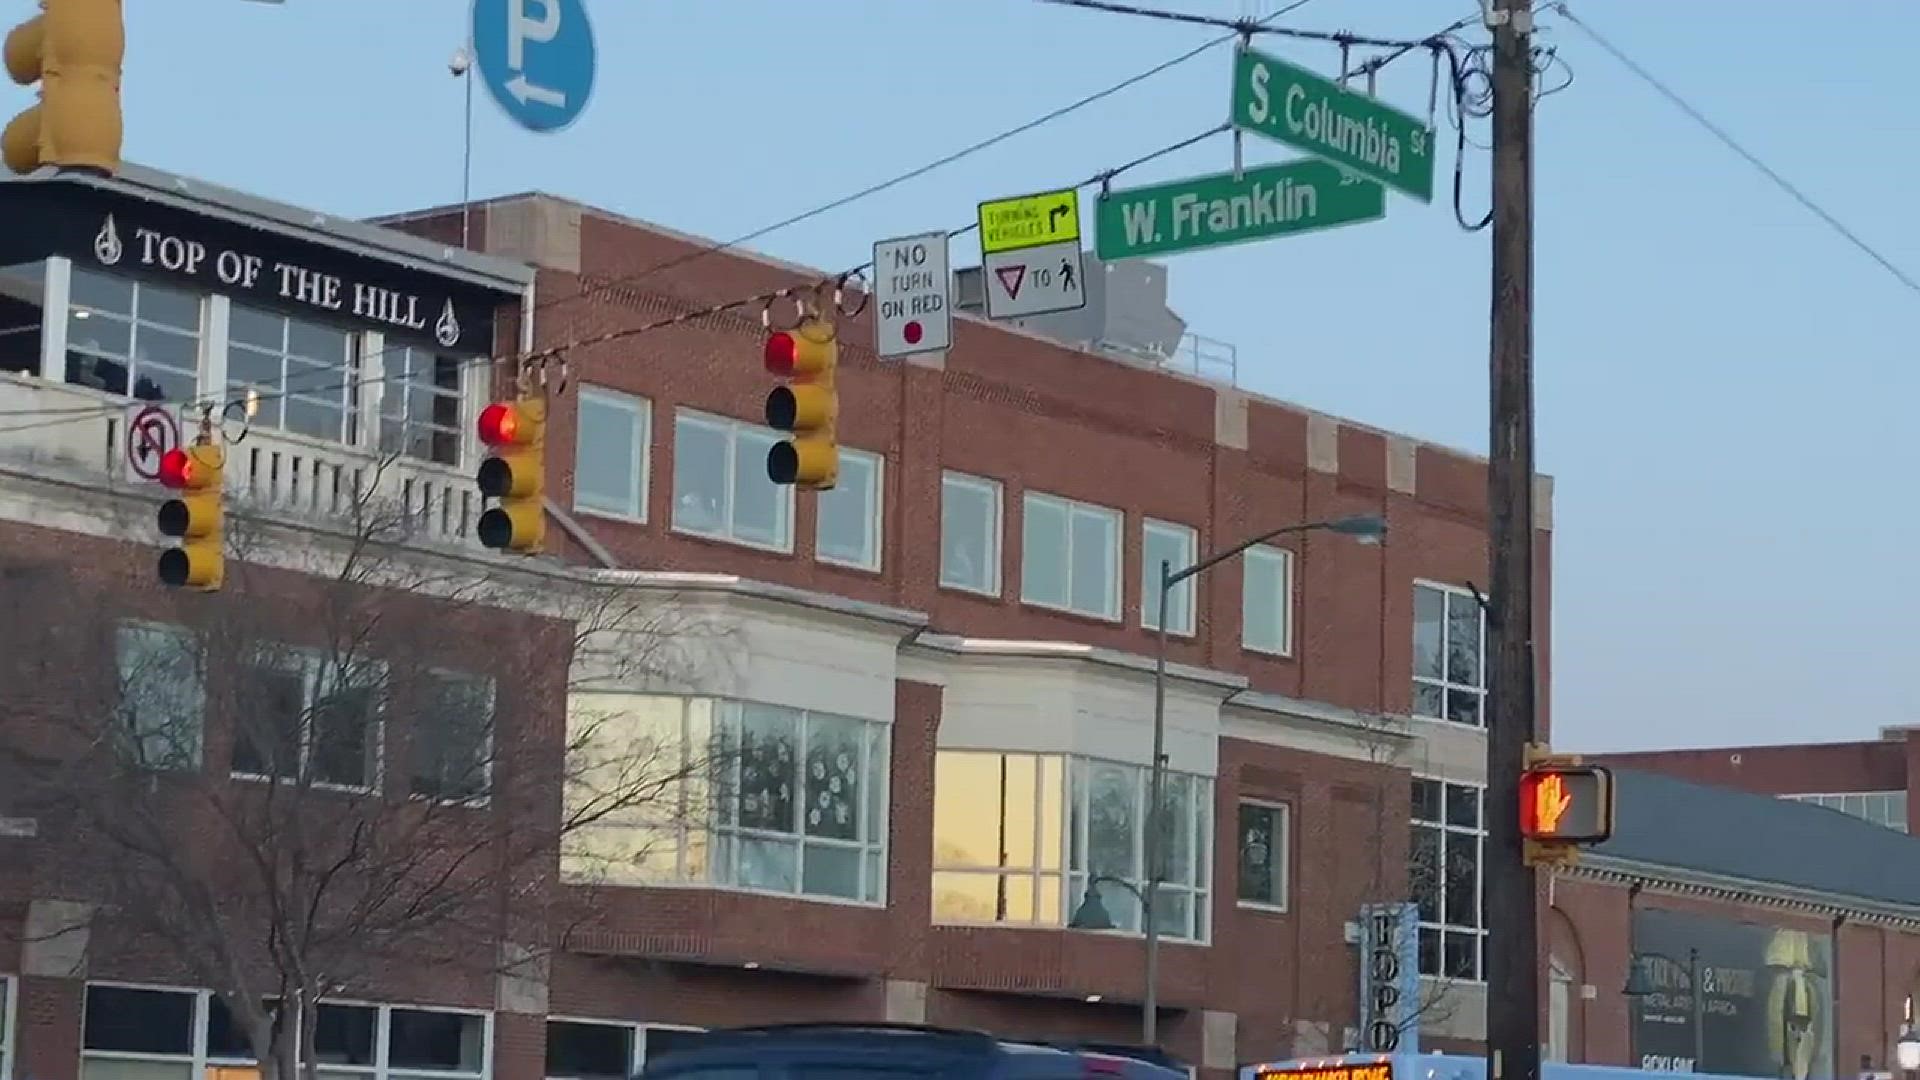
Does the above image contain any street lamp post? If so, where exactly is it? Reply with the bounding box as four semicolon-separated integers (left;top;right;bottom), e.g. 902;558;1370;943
1136;513;1386;1047
1624;947;1705;1070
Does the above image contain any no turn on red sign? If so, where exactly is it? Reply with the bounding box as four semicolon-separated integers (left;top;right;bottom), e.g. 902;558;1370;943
871;232;951;359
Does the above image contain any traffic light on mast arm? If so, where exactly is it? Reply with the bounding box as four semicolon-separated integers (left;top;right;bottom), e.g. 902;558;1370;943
156;436;225;591
475;394;546;554
764;316;838;490
1518;743;1617;868
3;0;126;176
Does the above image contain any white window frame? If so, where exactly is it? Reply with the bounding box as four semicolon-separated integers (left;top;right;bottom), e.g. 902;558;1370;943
225;302;366;450
78;980;494;1080
1411;775;1486;982
1020;491;1122;622
669;409;793;553
939;471;1003;597
372;339;475;471
1413;580;1488;727
1065;755;1211;944
929;751;1069;930
572;386;651;523
1785;791;1909;831
1141;518;1197;636
231;647;389;794
815;446;883;572
408;669;497;807
1234;798;1290;913
1;973;15;1080
63;264;209;408
1241;544;1295;657
543;1017;705;1078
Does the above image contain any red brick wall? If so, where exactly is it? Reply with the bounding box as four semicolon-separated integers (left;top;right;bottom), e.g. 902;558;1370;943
1591;742;1908;796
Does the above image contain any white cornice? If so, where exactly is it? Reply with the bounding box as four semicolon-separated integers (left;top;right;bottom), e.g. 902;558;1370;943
1560;853;1920;929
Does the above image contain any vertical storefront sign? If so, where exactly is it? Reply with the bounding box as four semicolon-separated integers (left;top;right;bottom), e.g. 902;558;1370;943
1356;902;1421;1053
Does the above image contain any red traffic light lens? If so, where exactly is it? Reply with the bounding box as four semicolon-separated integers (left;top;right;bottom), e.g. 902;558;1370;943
478;402;518;446
764;332;798;375
158;448;194;489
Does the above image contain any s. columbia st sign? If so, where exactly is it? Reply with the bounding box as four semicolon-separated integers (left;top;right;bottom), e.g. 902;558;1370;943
0;175;514;355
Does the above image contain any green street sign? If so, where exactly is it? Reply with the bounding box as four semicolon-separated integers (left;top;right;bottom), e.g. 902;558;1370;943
1095;159;1386;261
1230;45;1436;203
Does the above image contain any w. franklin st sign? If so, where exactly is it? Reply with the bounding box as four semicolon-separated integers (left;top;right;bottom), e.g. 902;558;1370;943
0;177;513;355
1094;158;1384;261
1231;45;1436;204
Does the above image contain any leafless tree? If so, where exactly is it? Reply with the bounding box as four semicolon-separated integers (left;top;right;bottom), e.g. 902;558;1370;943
0;468;733;1080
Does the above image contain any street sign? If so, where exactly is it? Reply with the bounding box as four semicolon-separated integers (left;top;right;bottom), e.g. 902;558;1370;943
977;188;1081;256
1095;159;1385;261
982;238;1086;319
124;402;181;484
1230;45;1435;203
471;0;597;134
872;232;952;359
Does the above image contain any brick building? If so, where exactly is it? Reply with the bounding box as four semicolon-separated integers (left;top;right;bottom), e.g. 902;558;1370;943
0;164;1547;1080
1593;734;1920;835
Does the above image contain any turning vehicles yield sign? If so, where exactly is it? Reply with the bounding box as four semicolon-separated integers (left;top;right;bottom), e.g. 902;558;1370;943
976;187;1087;320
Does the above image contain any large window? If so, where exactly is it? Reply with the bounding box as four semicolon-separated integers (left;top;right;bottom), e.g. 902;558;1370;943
564;696;889;905
408;672;495;803
815;448;882;571
1021;492;1121;621
671;410;791;551
1235;800;1289;910
1241;545;1293;656
929;751;1211;943
0;260;45;377
379;346;465;467
228;305;361;446
1413;582;1487;726
79;984;488;1080
1786;791;1909;832
545;1019;704;1079
1141;519;1196;634
574;387;650;521
1411;777;1485;980
232;646;386;791
66;267;202;404
939;472;1001;596
114;621;204;771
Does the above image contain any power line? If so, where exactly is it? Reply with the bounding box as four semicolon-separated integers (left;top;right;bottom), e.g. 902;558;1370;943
1553;3;1920;297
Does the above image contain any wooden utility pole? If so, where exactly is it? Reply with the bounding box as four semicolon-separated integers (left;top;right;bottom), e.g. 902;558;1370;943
1483;0;1541;1078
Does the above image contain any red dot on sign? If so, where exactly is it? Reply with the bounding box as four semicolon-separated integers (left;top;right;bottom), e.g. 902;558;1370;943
904;321;923;345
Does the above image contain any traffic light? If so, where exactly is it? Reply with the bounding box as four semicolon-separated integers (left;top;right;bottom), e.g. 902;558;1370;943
156;437;224;591
764;316;838;490
1519;745;1616;866
3;0;126;176
475;394;546;554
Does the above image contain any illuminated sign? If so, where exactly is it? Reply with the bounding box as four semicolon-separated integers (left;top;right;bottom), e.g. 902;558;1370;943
1518;764;1616;843
1256;1064;1393;1080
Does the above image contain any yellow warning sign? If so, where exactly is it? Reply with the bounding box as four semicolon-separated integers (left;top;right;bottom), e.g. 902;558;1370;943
977;188;1081;255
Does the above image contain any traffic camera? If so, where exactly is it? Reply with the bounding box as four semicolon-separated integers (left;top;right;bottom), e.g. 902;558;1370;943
156;438;225;591
764;316;838;490
3;0;126;176
475;394;546;554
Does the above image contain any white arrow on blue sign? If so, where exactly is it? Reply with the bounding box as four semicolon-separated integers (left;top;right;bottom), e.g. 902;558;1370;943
471;0;597;134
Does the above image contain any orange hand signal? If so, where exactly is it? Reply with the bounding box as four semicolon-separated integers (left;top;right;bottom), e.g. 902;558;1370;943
1533;772;1573;834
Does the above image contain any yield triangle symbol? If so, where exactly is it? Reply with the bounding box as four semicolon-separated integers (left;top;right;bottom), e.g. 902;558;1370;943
995;265;1026;299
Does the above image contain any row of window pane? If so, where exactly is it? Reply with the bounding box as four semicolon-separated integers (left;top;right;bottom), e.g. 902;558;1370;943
81;984;483;1075
576;397;885;571
115;621;494;801
54;266;466;465
928;751;1213;942
1411;776;1486;980
1785;791;1909;831
546;1020;704;1080
1413;582;1488;727
562;696;888;905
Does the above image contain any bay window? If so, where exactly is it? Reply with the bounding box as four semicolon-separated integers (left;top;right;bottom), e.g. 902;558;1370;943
930;750;1212;943
563;695;889;904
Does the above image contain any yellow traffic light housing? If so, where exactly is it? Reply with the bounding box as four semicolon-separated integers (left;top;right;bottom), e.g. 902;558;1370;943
764;317;838;490
476;394;546;554
1519;743;1617;867
156;438;224;591
3;0;126;176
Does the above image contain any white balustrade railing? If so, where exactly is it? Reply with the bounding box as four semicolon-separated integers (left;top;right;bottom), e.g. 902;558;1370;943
0;373;478;547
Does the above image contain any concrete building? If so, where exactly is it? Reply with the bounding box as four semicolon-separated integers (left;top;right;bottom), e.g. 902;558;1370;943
0;164;1546;1080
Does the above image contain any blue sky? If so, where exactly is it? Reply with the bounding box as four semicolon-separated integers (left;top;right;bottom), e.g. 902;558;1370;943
80;0;1919;751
